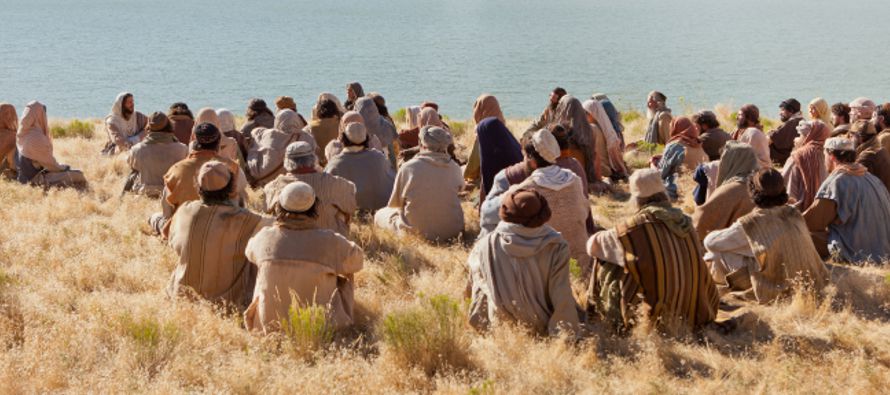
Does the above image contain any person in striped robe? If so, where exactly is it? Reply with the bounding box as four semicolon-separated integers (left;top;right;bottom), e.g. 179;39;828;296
586;168;719;334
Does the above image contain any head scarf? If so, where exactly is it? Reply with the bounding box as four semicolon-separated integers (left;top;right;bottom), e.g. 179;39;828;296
420;126;452;153
809;98;833;127
715;141;759;187
629;168;666;200
418;106;444;128
552;95;595;148
472;94;505;124
355;97;395;146
405;105;422;129
339;111;365;133
347;82;365;98
16;101;55;163
108;92;137;134
850;97;876;120
499;188;551;228
477;117;523;198
582;99;619;149
789;120;830;209
216;109;236;132
0;103;18;133
275;109;306;134
193;107;220;131
668;116;702;148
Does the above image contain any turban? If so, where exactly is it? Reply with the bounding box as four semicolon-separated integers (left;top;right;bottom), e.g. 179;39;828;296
420;126;453;152
499;188;551;228
629;168;666;200
531;129;560;163
279;182;316;213
197;161;232;192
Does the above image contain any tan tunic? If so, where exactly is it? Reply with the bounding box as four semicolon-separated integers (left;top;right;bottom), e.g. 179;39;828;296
127;132;188;197
263;172;357;237
167;201;265;308
244;219;364;332
693;180;755;243
374;152;465;241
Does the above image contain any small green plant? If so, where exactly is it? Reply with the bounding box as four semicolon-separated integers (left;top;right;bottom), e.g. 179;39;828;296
447;119;469;137
379;294;472;376
391;107;407;123
622;109;644;123
119;313;180;376
51;119;95;139
468;379;496;395
280;294;334;358
635;141;663;155
568;258;581;281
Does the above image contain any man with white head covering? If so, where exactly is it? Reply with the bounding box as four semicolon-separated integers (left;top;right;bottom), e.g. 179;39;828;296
263;141;356;237
102;92;147;155
481;129;590;274
244;182;364;333
324;122;395;212
467;188;580;337
166;161;266;309
586;168;718;334
374;126;465;241
126;112;188;197
149;123;248;236
803;137;890;263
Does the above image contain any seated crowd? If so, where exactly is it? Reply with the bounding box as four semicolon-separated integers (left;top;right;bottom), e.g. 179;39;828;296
3;85;890;338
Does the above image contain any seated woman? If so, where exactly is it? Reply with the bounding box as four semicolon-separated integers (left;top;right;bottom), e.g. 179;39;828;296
15;101;86;189
781;120;829;211
583;99;628;181
703;168;829;303
0;103;18;177
692;141;758;242
656;116;708;200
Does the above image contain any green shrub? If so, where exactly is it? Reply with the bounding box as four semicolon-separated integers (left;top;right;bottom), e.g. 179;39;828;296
119;313;180;376
51;119;96;139
622;109;644;123
391;107;407;123
280;294;334;358
379;294;472;376
569;258;581;281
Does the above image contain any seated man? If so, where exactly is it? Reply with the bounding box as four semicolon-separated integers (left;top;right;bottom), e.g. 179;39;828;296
695;110;731;161
467;188;579;336
102;92;147;155
767;99;803;166
586;169;718;334
324;123;395;212
149;123;247;236
703;168;829;303
126;112;188;198
166;161;267;309
263;141;357;237
804;137;890;263
375;126;465;241
244;182;364;333
481;129;590;275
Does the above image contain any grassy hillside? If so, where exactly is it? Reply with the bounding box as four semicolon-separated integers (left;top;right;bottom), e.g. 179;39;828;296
0;110;888;393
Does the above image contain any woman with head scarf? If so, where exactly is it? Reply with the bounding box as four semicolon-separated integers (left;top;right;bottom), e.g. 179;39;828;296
344;82;365;111
399;106;444;151
552;95;603;190
0;103;18;174
463;94;508;185
194;107;240;163
692;141;759;243
583;99;628;180
781;120;830;211
275;109;317;151
216;108;247;159
657;116;708;200
239;98;275;144
15;101;85;189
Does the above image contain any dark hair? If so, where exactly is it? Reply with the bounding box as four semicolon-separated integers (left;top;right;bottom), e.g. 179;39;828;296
636;192;669;207
650;91;667;103
317;99;339;119
371;94;390;118
827;149;856;163
549;124;570;150
779;98;801;114
198;175;235;205
831;102;851;124
522;140;553;168
878;104;890;129
246;98;272;120
273;199;320;220
193;138;220;152
750;190;789;208
553;87;567;97
168;102;193;119
694;111;720;129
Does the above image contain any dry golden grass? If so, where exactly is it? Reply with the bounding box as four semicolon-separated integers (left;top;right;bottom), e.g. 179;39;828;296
0;110;889;393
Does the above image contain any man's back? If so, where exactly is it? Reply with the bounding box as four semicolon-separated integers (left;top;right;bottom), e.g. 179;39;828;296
129;136;188;196
817;170;890;262
264;172;357;237
325;149;394;211
395;152;464;240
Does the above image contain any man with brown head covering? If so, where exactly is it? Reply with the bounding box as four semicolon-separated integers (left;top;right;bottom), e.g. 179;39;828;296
468;188;580;337
586;169;718;334
149;123;248;236
166;161;267;310
703;168;828;303
244;182;364;333
126;112;189;197
644;91;672;144
102;92;148;155
767;99;804;166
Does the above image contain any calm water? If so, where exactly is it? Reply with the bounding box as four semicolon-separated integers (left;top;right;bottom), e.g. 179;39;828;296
2;0;889;119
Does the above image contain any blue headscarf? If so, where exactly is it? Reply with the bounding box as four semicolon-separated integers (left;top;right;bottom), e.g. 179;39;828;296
477;117;523;199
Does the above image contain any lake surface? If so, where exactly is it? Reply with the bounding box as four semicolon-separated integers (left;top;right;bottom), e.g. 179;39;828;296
2;0;889;119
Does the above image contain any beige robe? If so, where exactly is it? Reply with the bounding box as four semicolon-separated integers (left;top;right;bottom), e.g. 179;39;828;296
738;128;772;168
244;219;364;332
104;92;147;153
127;132;188;197
693;180;755;243
374;152;465;241
263;172;357;237
167;201;266;308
